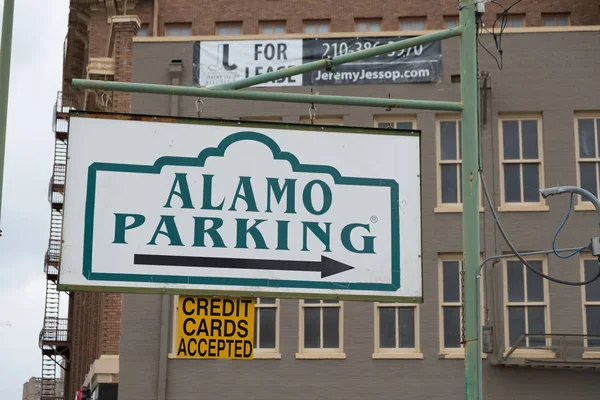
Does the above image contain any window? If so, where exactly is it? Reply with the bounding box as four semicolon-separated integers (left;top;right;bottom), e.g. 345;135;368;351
374;303;421;358
504;257;550;351
299;115;343;126
399;17;426;31
375;117;416;130
444;16;459;29
575;114;600;209
165;23;191;37
254;298;280;358
440;257;464;355
356;19;381;33
439;256;485;357
297;300;344;358
437;117;462;210
499;14;524;28
260;21;286;35
216;22;242;36
499;115;546;210
582;256;600;351
137;24;149;37
304;20;330;34
542;13;569;27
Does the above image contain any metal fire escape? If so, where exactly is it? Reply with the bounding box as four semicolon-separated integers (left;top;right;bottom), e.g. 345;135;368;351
39;92;76;400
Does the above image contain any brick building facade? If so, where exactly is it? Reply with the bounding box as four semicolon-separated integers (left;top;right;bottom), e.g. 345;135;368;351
57;1;600;399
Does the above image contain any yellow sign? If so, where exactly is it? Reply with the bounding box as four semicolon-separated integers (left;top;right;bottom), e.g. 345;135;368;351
176;296;255;359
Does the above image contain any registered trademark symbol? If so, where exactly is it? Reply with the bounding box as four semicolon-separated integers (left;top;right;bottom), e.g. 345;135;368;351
370;216;378;223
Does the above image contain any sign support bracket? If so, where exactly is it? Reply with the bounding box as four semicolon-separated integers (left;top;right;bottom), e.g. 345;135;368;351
71;1;481;398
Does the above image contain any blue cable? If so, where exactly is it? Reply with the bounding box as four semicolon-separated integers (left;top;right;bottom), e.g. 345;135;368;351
552;193;587;259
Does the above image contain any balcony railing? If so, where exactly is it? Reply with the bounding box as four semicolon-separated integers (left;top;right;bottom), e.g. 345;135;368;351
500;333;600;368
39;318;69;347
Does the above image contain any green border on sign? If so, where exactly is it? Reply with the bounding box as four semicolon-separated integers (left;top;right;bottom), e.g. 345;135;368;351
62;111;423;301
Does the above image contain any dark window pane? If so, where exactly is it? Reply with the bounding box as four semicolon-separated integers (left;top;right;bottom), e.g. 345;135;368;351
578;119;595;158
522;164;540;202
504;164;521;202
443;261;460;302
527;306;546;347
503;121;520;159
253;310;258;348
259;308;276;348
508;306;526;346
379;307;396;348
458;121;462;159
521;120;539;159
586;306;600;347
526;261;545;302
507;261;525;302
597;119;600;157
259;297;276;304
396;122;413;130
440;121;457;160
304;299;320;304
580;163;598;198
323;299;339;304
443;307;461;348
323;308;340;348
398;307;416;348
584;260;600;301
441;165;459;204
304;308;320;348
378;122;391;129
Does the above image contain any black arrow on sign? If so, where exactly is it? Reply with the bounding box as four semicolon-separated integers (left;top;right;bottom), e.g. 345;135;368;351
133;254;354;279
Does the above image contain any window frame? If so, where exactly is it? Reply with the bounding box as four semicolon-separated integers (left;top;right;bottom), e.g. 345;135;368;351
444;16;459;29
502;256;554;358
164;22;192;37
498;113;548;211
253;298;281;359
373;115;416;130
215;21;243;36
373;302;422;359
137;23;149;37
259;20;286;35
574;112;600;211
435;115;484;213
398;17;427;32
580;255;600;358
299;115;344;126
355;18;381;33
542;13;570;27
303;19;330;34
438;255;486;359
498;14;525;28
297;300;345;359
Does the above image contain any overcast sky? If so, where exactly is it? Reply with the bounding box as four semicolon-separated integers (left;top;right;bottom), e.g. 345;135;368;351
0;0;69;398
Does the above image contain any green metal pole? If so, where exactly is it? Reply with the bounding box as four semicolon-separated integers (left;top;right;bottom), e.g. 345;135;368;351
459;1;480;400
210;26;463;90
0;0;15;226
72;79;463;112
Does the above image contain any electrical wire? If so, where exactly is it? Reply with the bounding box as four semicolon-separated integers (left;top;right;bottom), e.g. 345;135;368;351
477;13;503;70
552;193;588;259
480;171;600;286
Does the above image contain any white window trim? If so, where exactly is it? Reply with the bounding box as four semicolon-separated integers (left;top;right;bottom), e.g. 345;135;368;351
373;115;417;130
574;112;600;211
434;115;484;213
299;115;344;126
253;298;281;359
438;255;486;359
296;300;345;359
580;255;600;357
498;114;548;212
373;302;422;359
502;256;555;359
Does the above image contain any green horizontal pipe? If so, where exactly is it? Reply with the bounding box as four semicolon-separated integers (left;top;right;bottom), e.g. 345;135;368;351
211;26;464;90
72;79;463;112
